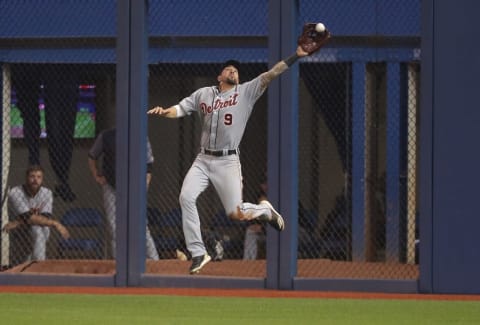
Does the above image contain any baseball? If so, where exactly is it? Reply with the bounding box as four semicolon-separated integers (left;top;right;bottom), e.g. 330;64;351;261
315;23;326;33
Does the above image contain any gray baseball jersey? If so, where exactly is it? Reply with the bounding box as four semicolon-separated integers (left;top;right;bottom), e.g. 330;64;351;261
89;127;154;188
9;185;53;217
178;75;265;150
8;185;53;261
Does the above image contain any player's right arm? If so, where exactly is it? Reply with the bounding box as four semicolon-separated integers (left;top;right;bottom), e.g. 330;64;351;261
88;132;107;185
88;157;107;185
147;106;178;118
2;220;23;233
258;45;309;91
149;89;203;118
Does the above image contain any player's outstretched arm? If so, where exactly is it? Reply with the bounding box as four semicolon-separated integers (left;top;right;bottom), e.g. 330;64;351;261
259;45;309;90
147;106;178;118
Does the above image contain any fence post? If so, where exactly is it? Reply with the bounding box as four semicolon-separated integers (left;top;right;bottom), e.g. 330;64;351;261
116;0;148;287
351;63;367;261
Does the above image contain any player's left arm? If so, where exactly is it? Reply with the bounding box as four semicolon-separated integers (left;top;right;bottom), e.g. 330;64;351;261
259;45;309;90
147;106;178;118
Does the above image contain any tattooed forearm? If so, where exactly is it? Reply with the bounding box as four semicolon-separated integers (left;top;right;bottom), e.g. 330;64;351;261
259;61;289;90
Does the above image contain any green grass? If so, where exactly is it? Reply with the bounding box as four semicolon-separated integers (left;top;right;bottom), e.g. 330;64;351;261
1;293;479;324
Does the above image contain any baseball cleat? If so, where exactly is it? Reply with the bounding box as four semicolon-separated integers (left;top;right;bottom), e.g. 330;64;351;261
176;249;188;261
260;200;285;231
189;253;211;274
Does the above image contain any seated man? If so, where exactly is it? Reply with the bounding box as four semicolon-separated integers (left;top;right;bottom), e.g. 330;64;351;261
2;165;70;261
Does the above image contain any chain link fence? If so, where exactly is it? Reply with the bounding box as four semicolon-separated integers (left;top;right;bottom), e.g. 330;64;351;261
1;0;420;281
0;0;116;268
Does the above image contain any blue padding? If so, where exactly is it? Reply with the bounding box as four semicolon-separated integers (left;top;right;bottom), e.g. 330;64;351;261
148;207;182;228
154;236;180;251
0;1;116;38
0;49;116;64
61;208;103;227
0;1;420;38
149;1;267;36
162;208;182;228
59;238;101;251
147;207;161;225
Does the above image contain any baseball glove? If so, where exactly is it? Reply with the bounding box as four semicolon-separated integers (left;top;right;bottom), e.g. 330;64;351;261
297;23;331;55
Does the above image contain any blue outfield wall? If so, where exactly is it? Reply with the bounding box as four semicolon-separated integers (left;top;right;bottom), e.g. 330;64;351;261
0;0;420;64
0;0;420;39
420;0;480;294
0;0;440;293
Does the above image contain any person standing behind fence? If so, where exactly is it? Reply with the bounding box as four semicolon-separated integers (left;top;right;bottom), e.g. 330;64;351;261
88;127;159;260
2;165;70;262
11;64;78;202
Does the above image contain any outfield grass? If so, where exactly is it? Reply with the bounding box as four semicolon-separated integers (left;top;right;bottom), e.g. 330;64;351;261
1;293;479;324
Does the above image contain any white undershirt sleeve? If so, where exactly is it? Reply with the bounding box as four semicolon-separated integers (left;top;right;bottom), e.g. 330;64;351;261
174;104;187;117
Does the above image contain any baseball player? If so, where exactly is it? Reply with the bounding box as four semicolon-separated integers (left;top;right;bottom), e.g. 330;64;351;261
2;165;70;261
88;127;159;260
148;45;312;274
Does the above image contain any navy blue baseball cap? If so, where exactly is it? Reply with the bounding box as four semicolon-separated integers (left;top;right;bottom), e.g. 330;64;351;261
220;59;241;73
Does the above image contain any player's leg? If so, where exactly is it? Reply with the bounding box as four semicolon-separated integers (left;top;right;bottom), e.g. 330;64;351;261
211;155;268;220
243;224;262;260
179;157;210;259
30;225;50;260
13;64;41;166
212;156;284;231
45;68;77;202
145;227;159;260
103;183;116;259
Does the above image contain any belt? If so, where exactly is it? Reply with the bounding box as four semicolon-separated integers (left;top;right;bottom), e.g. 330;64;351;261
200;148;238;157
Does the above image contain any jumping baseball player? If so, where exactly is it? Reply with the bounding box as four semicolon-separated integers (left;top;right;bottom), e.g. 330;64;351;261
148;43;325;274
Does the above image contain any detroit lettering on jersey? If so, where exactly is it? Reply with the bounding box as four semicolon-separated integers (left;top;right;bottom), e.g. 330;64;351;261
200;93;239;114
178;76;264;149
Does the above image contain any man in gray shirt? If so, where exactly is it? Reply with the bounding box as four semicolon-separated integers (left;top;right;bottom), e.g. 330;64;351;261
88;127;159;260
3;165;70;261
